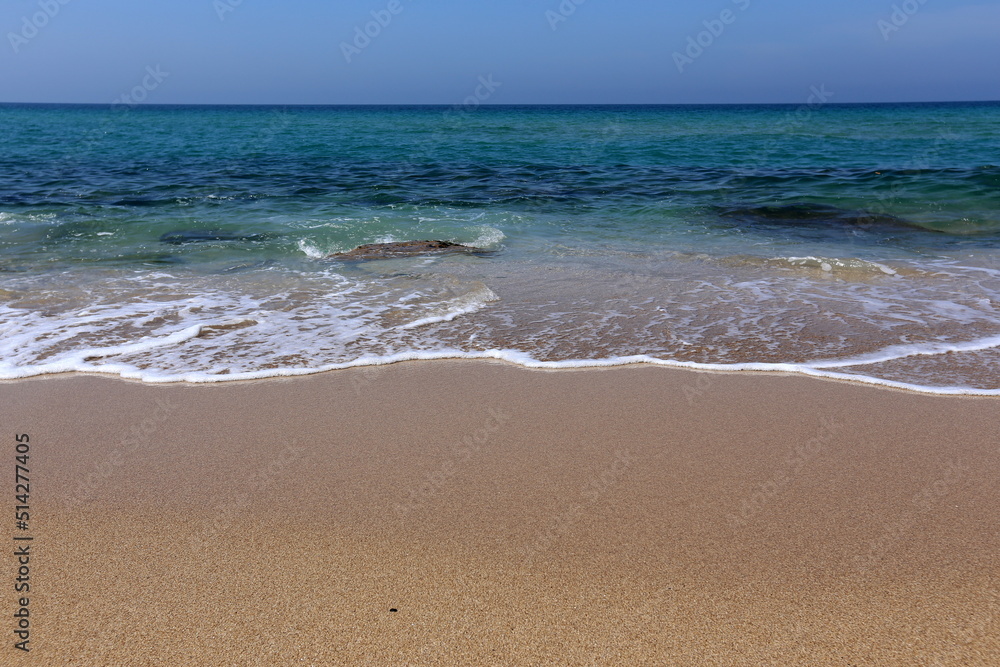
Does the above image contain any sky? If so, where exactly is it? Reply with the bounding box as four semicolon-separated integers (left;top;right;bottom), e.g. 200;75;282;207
1;0;997;105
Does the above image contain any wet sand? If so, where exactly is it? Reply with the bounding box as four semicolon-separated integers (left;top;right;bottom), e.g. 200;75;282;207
3;361;998;665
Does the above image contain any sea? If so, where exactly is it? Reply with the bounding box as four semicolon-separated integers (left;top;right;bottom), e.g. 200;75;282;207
1;102;999;393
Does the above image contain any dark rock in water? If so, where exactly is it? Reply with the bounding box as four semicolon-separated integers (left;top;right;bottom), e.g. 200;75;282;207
159;230;270;245
327;240;492;260
717;204;928;231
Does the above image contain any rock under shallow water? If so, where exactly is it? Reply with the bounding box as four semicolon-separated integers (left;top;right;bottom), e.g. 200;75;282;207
326;240;492;260
159;230;270;245
717;204;927;231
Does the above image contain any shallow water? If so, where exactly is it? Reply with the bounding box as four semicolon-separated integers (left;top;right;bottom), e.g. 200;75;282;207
1;102;999;391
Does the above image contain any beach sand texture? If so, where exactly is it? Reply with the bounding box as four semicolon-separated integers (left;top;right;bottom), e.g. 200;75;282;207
3;361;998;665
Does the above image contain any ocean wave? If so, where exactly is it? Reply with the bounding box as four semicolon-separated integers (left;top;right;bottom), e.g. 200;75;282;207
400;284;499;329
1;255;998;395
716;255;910;279
3;342;1000;396
3;105;1000;392
297;239;330;259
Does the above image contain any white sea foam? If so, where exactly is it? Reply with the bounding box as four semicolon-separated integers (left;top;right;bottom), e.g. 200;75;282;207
400;285;499;329
3;340;999;395
0;212;55;225
469;226;506;248
297;239;329;259
783;256;896;275
2;254;1000;395
802;334;1000;369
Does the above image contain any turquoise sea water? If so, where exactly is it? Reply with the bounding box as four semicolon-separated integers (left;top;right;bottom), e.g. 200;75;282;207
1;102;999;391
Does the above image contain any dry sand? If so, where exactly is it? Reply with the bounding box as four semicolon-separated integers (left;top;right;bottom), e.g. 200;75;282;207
2;361;998;665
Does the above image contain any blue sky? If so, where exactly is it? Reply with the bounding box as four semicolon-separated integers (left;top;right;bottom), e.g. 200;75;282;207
1;0;997;104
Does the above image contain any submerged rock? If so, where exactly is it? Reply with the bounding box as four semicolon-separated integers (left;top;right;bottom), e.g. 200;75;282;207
717;204;927;231
327;240;492;260
159;230;270;245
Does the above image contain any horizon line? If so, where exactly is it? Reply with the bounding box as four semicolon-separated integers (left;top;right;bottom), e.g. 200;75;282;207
1;100;998;108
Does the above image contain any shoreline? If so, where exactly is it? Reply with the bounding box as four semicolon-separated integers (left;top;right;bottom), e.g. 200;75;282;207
5;360;999;663
3;354;1000;397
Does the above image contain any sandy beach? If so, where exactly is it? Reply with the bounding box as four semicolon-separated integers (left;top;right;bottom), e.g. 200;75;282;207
3;361;998;665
